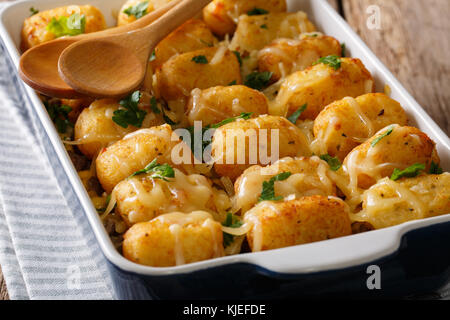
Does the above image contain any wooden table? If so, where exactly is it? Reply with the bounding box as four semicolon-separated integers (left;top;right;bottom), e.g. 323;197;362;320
0;0;448;300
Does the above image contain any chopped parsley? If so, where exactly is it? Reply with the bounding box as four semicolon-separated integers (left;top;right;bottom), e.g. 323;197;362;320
228;80;237;86
371;126;394;147
244;71;272;91
313;55;341;70
112;91;147;128
222;213;243;247
320;154;342;171
232;51;242;66
429;161;443;175
123;1;149;19
260;24;268;29
149;50;156;62
200;39;214;47
129;159;175;181
46;13;86;38
258;172;292;202
29;7;39;16
192;55;208;64
287;104;307;124
150;96;161;114
390;163;425;181
44;101;73;134
341;43;346;57
247;7;269;16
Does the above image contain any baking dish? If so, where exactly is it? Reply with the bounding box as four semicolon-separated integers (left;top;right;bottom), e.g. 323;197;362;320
1;0;449;299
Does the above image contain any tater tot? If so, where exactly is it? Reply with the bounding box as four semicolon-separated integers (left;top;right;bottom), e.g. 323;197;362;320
244;196;352;252
155;47;242;101
258;35;342;82
21;5;106;50
352;173;450;229
117;0;173;26
186;85;269;126
202;0;287;36
74;95;164;159
312;93;408;160
234;156;337;213
95;124;177;193
342;125;440;191
211;115;311;180
60;97;95;123
123;211;224;267
114;168;231;225
229;12;316;52
150;19;218;70
270;58;374;120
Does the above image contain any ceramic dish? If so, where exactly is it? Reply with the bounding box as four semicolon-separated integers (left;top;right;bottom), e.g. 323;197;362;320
1;0;449;299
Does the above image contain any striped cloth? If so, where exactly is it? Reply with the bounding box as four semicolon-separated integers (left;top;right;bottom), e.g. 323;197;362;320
0;39;114;299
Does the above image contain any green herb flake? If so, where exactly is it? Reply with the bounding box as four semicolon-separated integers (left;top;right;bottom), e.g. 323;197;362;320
47;13;86;38
244;71;273;91
129;159;175;181
312;55;341;70
192;55;208;64
260;24;268;29
341;43;346;57
320;154;342;171
222;213;243;247
150;96;161;114
44;102;73;134
390;163;425;181
112;91;147;128
200;39;214;47
30;7;39;16
149;50;156;62
371;126;395;147
429;161;443;175
123;1;149;19
287;104;307;124
247;7;269;16
232;51;242;66
210;112;252;129
258;172;292;202
228;80;237;86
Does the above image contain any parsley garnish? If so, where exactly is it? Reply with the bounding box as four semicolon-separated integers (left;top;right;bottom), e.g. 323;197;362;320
429;161;443;175
258;172;292;202
371;126;394;147
313;55;341;70
29;7;39;16
232;51;242;66
390;163;425;181
149;50;156;62
341;43;346;57
192;55;208;64
222;213;243;247
150;96;161;114
320;154;342;171
123;1;149;19
46;13;86;38
44;101;73;134
129;159;175;180
287;104;307;124
200;39;214;47
228;80;237;86
260;24;268;29
244;71;272;90
112;91;147;128
247;8;269;16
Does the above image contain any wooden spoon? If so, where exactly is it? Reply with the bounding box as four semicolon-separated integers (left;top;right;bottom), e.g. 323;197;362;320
19;0;180;99
58;0;211;99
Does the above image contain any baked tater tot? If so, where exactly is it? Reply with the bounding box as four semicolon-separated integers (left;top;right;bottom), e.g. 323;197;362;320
258;35;342;82
352;173;450;229
186;85;269;126
60;97;94;123
96;124;176;193
155;47;242;101
150;19;218;70
244;196;352;252
211;115;311;180
235;156;337;213
312;93;408;160
203;0;287;36
74;96;164;159
342;125;440;191
229;12;316;52
21;5;106;50
114;168;231;225
270;57;374;120
123;211;224;267
117;0;173;26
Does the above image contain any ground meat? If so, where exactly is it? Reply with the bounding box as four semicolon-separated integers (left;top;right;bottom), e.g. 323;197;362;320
68;150;90;171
